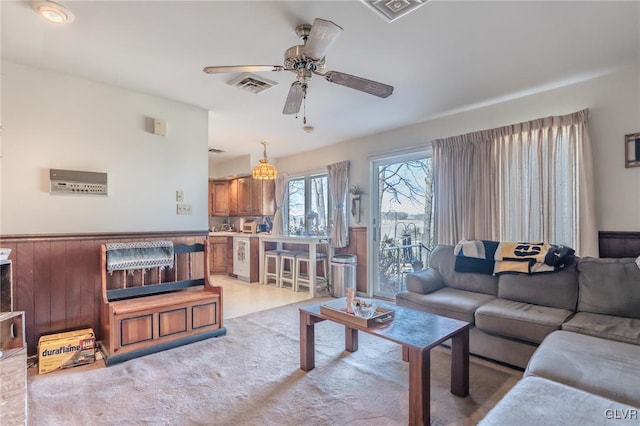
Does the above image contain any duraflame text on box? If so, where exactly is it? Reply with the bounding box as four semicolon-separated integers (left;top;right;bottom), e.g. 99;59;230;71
38;328;95;374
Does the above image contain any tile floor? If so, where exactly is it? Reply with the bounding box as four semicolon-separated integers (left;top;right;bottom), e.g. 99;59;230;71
211;274;314;319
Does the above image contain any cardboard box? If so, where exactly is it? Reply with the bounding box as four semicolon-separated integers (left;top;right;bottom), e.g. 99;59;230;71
38;328;95;374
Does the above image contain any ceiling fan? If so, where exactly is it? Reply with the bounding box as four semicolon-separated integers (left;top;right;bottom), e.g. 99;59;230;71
203;18;394;116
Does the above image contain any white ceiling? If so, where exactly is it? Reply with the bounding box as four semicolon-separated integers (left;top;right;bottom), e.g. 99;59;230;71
3;1;639;160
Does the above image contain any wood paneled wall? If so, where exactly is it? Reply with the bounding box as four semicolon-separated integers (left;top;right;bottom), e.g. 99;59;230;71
1;231;207;355
335;227;367;293
599;231;640;258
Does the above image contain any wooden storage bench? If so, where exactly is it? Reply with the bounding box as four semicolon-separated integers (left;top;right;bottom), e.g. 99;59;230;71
99;240;226;365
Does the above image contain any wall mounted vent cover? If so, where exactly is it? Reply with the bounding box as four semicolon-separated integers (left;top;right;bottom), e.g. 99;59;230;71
361;0;429;22
227;73;278;94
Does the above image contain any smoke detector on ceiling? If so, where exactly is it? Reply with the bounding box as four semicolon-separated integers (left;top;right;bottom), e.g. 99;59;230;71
227;73;278;94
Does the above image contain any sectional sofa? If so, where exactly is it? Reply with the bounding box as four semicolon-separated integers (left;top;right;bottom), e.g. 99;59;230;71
396;245;640;423
396;245;581;368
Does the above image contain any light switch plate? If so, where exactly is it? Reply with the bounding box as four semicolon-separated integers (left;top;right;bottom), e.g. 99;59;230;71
176;204;192;215
176;190;184;202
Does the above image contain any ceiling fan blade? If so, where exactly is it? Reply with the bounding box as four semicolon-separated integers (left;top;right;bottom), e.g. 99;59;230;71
203;65;284;74
282;82;305;115
303;18;343;61
324;71;394;98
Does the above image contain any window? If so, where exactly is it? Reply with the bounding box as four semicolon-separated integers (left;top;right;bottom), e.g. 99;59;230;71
286;173;330;236
432;109;597;255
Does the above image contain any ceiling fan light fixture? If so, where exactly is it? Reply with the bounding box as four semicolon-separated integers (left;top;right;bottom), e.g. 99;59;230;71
203;17;394;117
252;142;277;180
31;1;75;24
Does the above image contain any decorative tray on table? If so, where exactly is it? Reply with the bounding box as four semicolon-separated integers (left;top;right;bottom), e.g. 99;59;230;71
320;298;394;328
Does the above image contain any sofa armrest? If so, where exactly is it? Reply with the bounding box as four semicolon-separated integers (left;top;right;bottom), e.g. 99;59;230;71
405;268;445;294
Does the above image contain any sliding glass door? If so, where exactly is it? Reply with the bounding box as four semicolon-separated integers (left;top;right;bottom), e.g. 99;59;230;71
370;149;434;299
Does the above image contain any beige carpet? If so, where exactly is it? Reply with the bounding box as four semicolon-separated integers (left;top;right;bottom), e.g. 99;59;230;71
28;299;521;425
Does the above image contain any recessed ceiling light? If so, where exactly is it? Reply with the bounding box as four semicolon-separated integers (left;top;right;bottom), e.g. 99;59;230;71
31;1;75;24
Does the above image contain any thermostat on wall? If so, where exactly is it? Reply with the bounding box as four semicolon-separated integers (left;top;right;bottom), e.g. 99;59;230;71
49;169;108;195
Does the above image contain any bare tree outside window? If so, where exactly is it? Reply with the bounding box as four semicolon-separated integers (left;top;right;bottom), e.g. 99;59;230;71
377;157;434;296
287;174;330;236
288;179;305;235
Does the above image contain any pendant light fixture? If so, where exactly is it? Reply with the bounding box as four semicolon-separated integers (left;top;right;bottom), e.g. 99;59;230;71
252;141;277;180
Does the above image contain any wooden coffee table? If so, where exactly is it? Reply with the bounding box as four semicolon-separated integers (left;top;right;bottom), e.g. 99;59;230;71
299;299;471;426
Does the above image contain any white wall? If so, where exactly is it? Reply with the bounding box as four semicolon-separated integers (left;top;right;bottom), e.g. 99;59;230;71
1;61;209;234
209;154;252;179
276;65;640;232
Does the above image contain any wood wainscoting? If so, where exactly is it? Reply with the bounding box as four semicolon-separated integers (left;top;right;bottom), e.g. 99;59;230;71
0;231;207;355
599;231;640;258
335;227;367;294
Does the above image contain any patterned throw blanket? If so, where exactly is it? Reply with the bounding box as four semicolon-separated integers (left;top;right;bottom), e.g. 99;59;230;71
105;241;174;273
454;240;575;275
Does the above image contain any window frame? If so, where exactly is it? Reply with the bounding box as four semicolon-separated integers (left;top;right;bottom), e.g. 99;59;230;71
284;170;332;236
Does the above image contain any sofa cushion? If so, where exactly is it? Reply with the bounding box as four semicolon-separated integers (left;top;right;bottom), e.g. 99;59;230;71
525;330;640;407
404;268;444;294
497;257;578;310
475;299;572;344
430;245;498;296
479;376;640;426
577;257;640;318
396;287;495;323
562;312;640;346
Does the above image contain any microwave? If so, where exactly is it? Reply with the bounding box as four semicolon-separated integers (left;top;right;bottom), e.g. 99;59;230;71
242;220;258;233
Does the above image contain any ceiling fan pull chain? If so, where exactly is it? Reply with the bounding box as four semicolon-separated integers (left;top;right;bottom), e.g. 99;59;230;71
303;96;307;125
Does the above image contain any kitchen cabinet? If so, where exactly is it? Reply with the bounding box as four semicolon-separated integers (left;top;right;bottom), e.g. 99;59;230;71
228;178;238;216
210;176;275;217
208;180;214;217
237;177;251;216
250;179;276;216
210;180;229;217
259;179;276;216
209;237;229;274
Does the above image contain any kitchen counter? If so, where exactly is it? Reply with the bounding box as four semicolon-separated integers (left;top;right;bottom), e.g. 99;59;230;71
258;235;332;297
209;231;259;237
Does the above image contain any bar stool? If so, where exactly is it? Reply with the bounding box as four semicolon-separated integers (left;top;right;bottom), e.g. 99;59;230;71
263;249;286;285
294;251;329;296
279;251;298;290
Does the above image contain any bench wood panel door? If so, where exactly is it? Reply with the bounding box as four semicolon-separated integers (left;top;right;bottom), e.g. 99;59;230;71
120;314;153;346
192;301;218;329
159;308;188;337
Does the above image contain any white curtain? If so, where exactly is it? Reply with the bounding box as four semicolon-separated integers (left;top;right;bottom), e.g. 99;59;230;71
433;109;598;256
270;173;288;236
327;161;349;248
433;135;497;245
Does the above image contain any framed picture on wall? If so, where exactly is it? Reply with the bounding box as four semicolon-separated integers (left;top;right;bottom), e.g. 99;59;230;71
625;132;640;168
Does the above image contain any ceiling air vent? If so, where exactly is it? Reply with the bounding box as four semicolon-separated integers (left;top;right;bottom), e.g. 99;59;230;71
227;73;278;94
